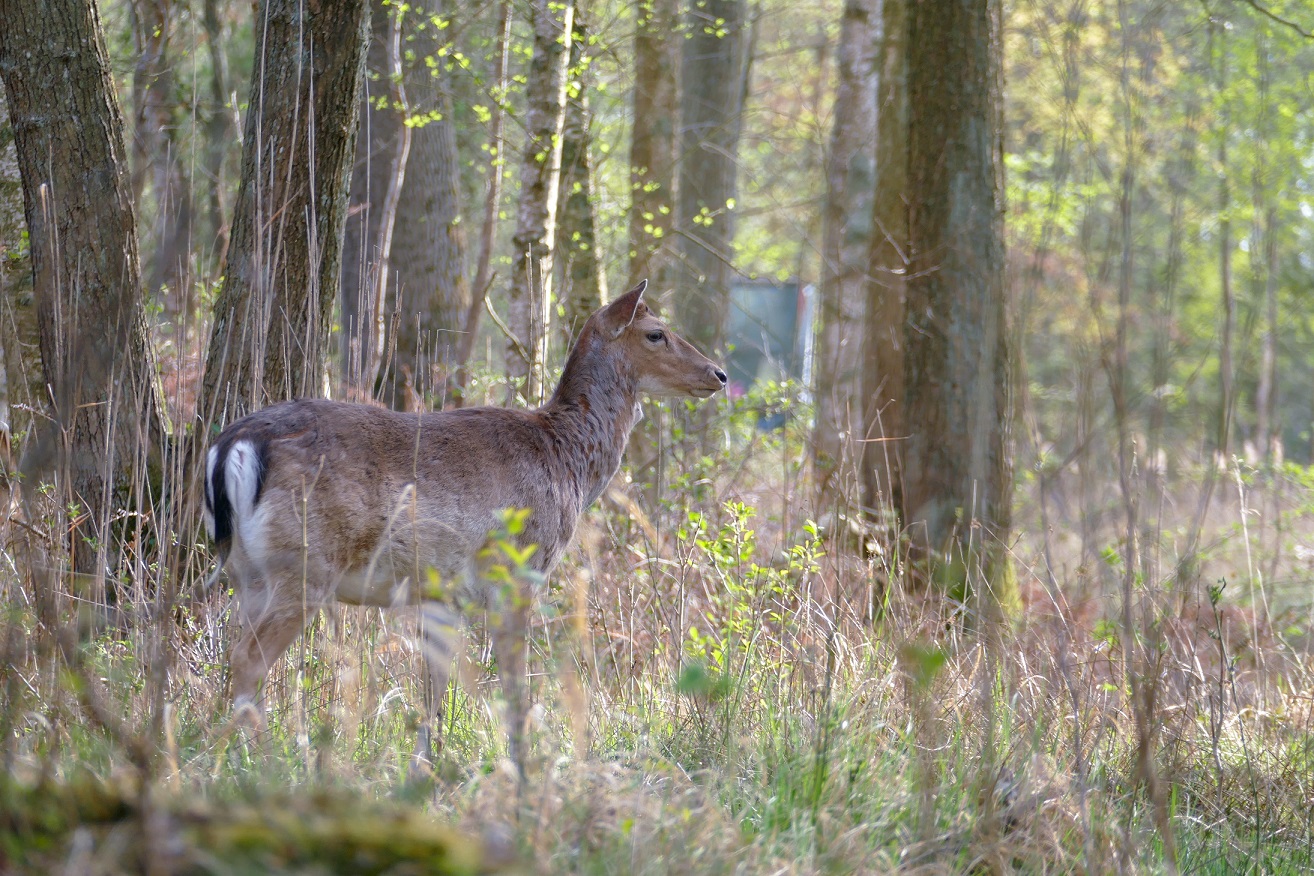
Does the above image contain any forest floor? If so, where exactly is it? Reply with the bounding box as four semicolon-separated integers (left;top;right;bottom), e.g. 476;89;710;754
4;424;1314;874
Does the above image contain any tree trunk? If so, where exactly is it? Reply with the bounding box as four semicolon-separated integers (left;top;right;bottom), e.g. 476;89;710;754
814;0;880;517
0;0;168;582
386;1;469;408
901;0;1011;594
343;0;468;410
130;0;195;324
1252;37;1277;463
674;0;748;356
628;0;678;293
200;0;370;427
1215;61;1234;463
201;0;239;274
505;0;573;403
557;7;607;345
1254;206;1278;461
0;84;42;482
342;0;410;399
861;0;907;521
453;0;511;407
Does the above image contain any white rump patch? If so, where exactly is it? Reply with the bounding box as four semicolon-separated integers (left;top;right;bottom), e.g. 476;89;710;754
224;440;266;560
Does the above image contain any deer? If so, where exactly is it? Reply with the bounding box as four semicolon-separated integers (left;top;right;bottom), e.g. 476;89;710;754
202;280;726;776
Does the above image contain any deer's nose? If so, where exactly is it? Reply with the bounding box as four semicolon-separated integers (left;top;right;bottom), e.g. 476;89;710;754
714;368;728;385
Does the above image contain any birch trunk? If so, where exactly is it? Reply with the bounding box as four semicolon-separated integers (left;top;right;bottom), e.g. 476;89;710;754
814;0;880;516
505;0;572;403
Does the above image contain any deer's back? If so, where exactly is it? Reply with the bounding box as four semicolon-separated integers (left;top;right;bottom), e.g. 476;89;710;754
211;399;585;605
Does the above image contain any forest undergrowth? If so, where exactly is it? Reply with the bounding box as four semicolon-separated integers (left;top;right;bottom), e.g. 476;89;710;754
3;366;1314;875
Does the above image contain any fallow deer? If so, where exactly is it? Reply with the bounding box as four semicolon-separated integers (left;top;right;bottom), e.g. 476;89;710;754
203;281;726;773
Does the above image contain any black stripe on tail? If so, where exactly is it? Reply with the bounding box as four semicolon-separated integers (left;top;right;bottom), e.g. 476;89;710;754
207;431;271;556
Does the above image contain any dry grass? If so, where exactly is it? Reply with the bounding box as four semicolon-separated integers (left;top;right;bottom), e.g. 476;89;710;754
3;384;1314;874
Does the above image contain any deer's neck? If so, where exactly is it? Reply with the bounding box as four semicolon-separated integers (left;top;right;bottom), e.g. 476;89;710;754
541;345;640;507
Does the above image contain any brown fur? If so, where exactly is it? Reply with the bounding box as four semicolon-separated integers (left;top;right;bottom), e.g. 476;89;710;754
204;281;724;773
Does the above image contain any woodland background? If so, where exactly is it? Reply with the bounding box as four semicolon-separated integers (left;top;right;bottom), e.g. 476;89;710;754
3;0;1314;873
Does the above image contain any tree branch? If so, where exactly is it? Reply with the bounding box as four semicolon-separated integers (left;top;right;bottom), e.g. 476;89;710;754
1233;0;1314;39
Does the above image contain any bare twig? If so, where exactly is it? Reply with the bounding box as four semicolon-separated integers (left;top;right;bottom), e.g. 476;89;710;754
1232;0;1314;39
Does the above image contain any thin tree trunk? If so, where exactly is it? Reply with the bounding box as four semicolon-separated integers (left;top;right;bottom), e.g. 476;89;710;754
861;0;907;522
557;7;607;345
1215;26;1234;464
343;0;468;410
1254;206;1278;460
385;0;469;408
0;0;168;583
342;0;411;400
628;0;678;292
505;0;572;403
674;0;748;356
1252;37;1278;463
202;0;239;272
130;0;195;323
453;0;511;406
901;0;1011;593
814;0;880;516
624;0;681;496
199;0;370;427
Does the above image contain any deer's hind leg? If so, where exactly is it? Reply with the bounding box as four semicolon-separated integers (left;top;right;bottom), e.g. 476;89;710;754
412;599;466;775
228;576;321;726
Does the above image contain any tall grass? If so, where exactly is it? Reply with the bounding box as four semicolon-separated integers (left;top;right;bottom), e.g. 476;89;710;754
4;354;1314;873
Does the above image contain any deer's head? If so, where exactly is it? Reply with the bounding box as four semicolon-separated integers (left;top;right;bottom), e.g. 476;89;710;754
595;280;727;399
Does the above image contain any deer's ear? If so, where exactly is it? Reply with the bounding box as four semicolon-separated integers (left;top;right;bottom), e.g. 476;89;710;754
601;280;647;337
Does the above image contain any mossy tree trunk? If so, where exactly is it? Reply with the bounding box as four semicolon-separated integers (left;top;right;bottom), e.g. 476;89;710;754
0;0;169;585
901;0;1012;600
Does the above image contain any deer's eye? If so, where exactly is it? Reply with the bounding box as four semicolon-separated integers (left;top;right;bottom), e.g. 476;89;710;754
646;330;665;343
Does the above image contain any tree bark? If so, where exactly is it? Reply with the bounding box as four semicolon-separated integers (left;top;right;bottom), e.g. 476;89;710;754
862;0;907;521
387;1;469;408
342;0;410;399
453;0;511;406
343;0;468;410
901;0;1011;592
506;0;572;403
0;0;168;581
199;0;369;427
557;7;607;344
130;0;195;323
201;0;239;273
814;0;880;516
674;0;748;356
0;84;42;482
628;0;679;293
